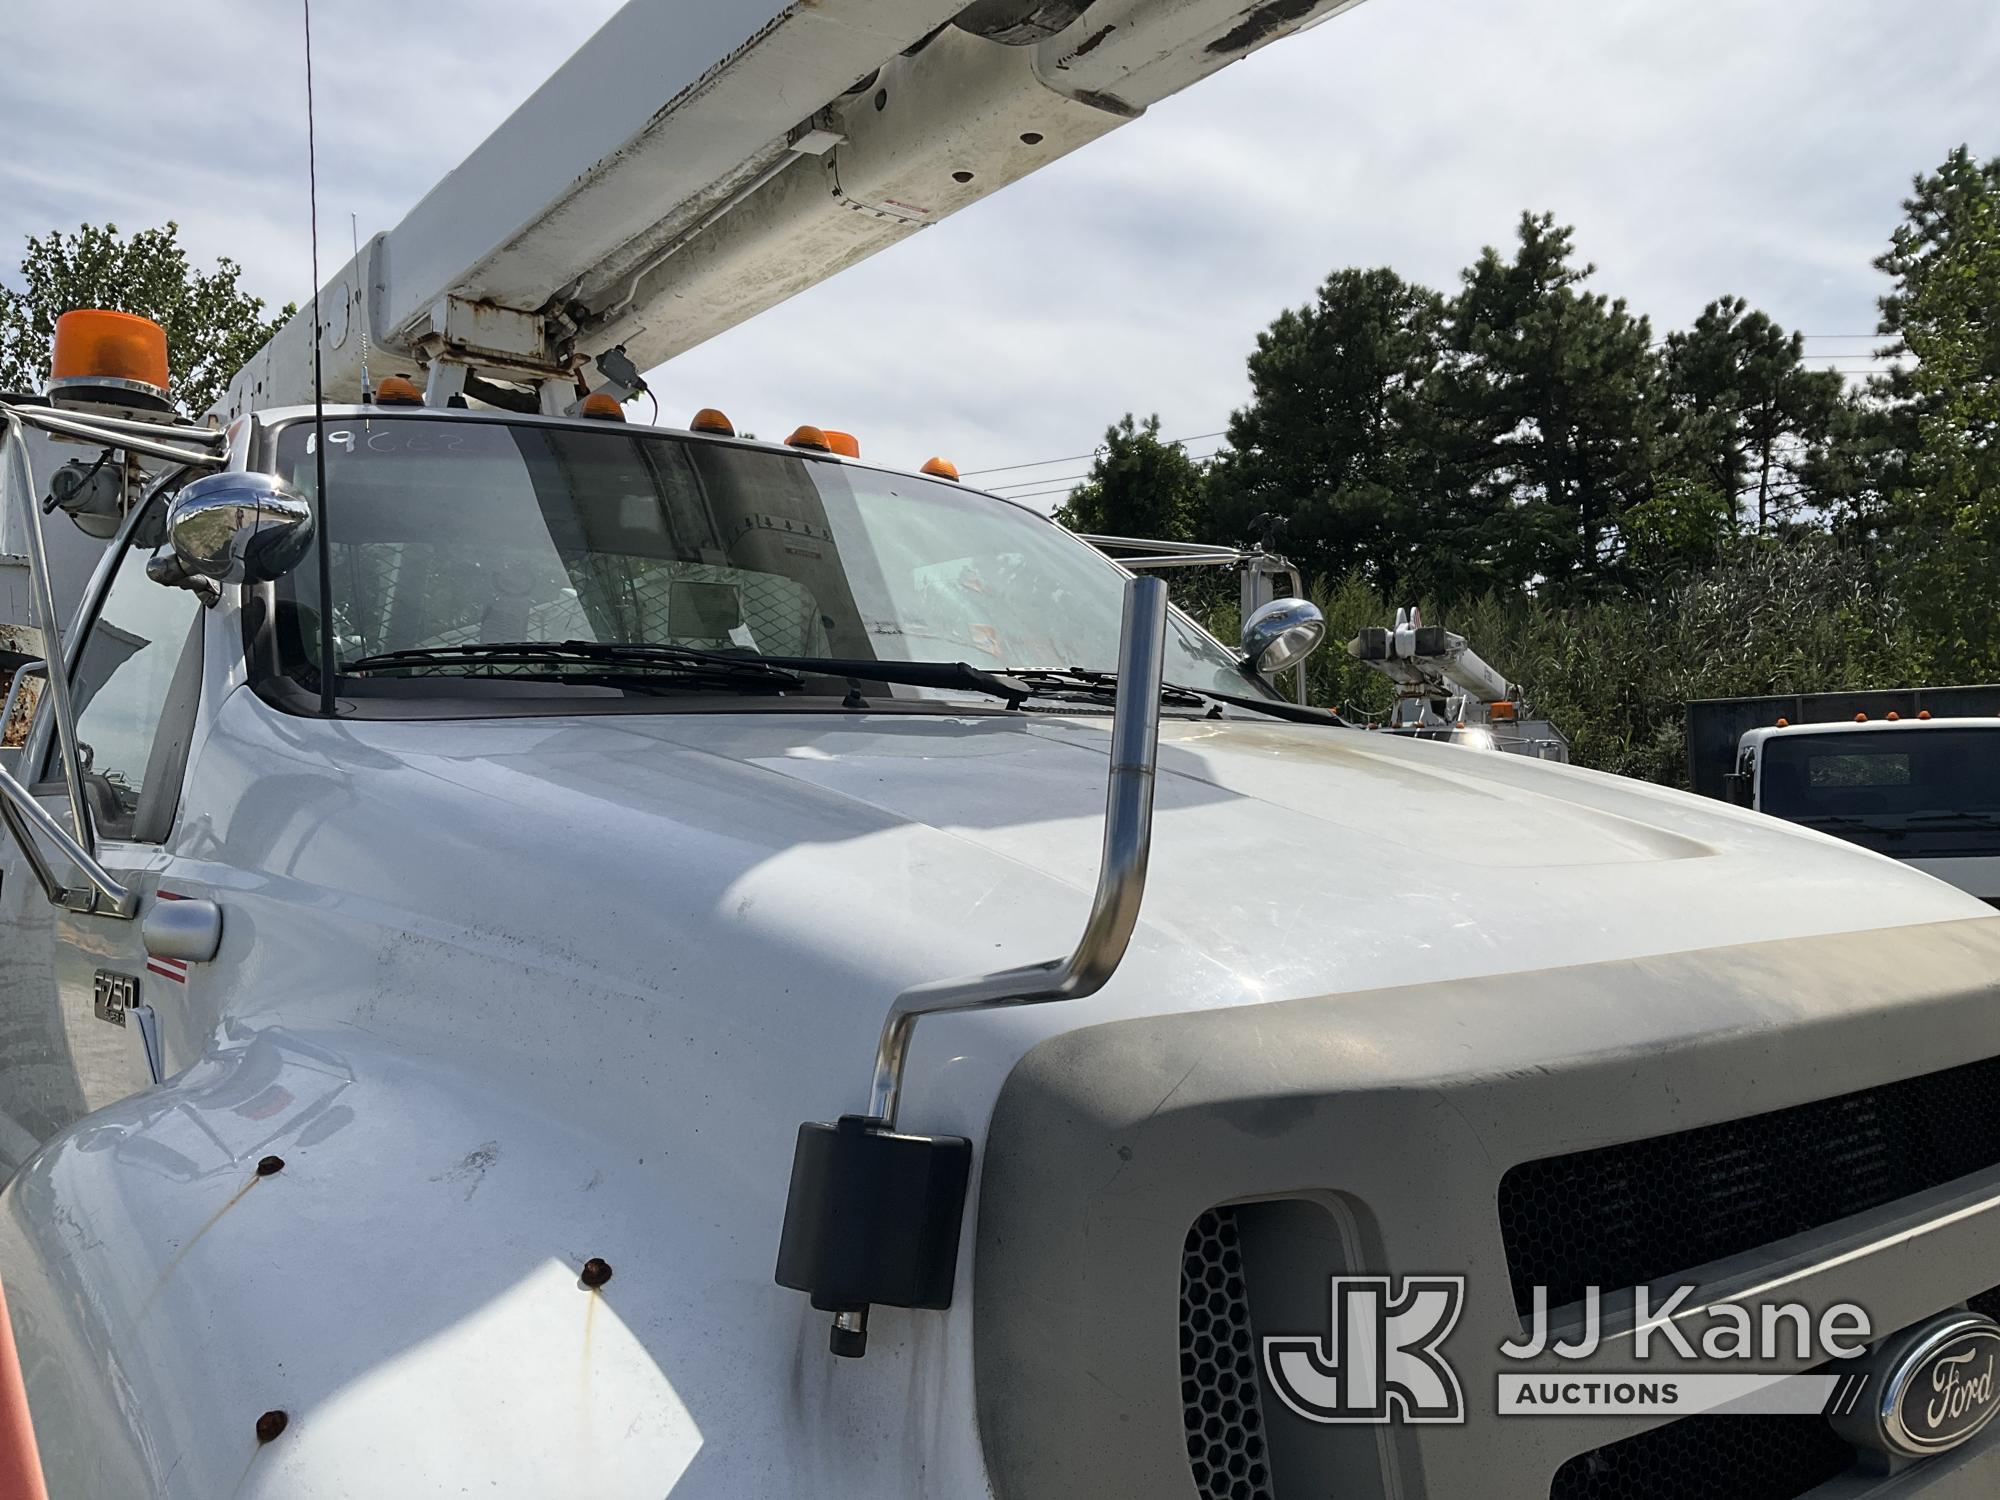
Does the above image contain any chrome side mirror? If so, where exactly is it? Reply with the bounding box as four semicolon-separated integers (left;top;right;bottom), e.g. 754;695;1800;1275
1241;596;1326;676
149;471;315;597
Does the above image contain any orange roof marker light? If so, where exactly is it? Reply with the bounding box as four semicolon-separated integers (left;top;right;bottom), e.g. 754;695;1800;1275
580;392;626;421
1775;717;1789;727
786;425;833;452
824;430;861;458
690;407;736;437
1855;713;1869;723
1886;711;1901;721
49;308;171;411
374;374;424;406
921;456;960;481
1919;710;1933;720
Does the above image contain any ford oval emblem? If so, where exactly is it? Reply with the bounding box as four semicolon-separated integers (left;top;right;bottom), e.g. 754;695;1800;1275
1836;1312;2000;1459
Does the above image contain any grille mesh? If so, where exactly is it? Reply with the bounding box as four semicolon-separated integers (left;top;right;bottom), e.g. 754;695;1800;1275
1549;1414;1853;1500
1180;1207;1276;1500
1500;1052;2000;1316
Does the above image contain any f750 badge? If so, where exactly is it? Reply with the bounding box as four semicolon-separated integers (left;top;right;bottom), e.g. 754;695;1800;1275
93;968;138;1026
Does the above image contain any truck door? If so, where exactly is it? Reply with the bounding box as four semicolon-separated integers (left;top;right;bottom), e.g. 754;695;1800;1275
31;490;207;1121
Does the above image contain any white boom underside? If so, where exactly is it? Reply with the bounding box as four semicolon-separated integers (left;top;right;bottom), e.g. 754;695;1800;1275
220;0;1369;419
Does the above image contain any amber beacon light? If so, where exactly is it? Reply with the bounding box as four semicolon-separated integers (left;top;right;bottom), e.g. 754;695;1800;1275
49;309;172;411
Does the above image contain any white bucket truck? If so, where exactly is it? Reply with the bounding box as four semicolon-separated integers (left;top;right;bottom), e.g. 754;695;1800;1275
3;4;2000;1497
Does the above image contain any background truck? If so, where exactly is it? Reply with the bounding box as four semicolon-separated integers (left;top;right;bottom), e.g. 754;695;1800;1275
1689;688;2000;905
4;4;2000;1499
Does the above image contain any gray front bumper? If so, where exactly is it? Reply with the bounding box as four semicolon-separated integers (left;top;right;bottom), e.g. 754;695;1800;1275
974;916;2000;1498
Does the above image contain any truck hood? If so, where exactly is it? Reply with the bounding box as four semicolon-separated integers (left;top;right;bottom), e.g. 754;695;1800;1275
12;699;1995;1499
283;705;1986;1019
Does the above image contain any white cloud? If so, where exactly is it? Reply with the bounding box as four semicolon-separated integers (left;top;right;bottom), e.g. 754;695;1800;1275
4;0;1995;504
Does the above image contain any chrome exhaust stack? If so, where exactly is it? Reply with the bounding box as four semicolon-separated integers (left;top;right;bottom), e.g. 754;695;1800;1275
775;575;1170;1357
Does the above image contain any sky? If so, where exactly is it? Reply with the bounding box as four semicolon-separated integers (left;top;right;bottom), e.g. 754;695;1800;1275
2;0;1996;510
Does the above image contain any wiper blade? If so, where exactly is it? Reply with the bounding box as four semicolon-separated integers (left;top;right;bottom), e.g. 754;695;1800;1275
344;641;1023;705
343;640;803;692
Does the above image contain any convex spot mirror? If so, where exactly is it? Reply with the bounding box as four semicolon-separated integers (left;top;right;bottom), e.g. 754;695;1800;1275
158;471;314;590
1241;597;1326;676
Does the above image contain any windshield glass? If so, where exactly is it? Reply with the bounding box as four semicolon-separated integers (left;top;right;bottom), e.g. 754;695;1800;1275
1759;728;2000;857
269;416;1264;707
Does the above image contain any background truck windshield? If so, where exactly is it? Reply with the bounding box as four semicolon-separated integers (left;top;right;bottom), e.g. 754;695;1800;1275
1759;727;2000;857
272;416;1263;703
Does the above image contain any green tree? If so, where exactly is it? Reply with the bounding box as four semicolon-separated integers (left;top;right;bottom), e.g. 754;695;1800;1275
1860;147;2000;669
1432;213;1664;597
1662;297;1840;534
1201;267;1447;595
1052;413;1206;541
0;221;291;418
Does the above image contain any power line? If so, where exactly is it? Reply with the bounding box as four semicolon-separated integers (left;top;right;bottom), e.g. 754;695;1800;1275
960;429;1229;478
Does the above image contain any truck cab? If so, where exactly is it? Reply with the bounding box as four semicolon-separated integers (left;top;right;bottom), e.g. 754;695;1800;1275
1730;719;2000;906
5;391;2000;1498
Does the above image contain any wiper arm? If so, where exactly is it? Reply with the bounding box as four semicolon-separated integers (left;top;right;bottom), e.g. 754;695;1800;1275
749;655;1034;706
1004;666;1343;727
1895;810;2000;829
1792;813;1902;837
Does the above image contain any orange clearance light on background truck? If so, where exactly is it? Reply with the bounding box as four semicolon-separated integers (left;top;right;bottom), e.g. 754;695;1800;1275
580;392;626;421
786;425;833;452
49;308;171;411
823;430;861;458
921;457;959;481
691;407;736;436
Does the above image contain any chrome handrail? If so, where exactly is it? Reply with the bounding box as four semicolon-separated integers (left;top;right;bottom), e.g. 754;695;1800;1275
864;573;1170;1130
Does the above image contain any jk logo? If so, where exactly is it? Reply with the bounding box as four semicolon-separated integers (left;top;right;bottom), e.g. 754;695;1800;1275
1262;1277;1466;1424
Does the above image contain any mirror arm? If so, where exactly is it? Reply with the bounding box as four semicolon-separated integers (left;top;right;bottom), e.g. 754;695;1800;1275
778;577;1168;1359
866;574;1169;1130
0;777;64;906
146;550;222;606
5;415;97;861
0;415;138;919
0;761;136;917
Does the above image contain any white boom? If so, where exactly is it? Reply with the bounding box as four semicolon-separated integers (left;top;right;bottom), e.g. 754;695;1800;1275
220;0;1368;418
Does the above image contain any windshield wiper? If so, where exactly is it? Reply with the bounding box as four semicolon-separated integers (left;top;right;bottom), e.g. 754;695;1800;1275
1892;810;2000;830
1004;666;1343;727
343;641;1028;705
1790;813;1904;838
343;641;804;693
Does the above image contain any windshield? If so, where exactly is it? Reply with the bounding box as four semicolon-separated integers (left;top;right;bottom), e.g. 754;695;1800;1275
1759;728;2000;857
268;416;1265;709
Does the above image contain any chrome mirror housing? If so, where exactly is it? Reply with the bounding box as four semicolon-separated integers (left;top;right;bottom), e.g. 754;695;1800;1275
160;471;315;589
1241;597;1326;676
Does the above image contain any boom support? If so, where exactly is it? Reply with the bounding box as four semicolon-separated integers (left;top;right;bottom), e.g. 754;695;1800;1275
220;0;1369;417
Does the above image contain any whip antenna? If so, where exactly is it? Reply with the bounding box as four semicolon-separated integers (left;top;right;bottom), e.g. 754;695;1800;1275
303;0;336;715
350;211;371;403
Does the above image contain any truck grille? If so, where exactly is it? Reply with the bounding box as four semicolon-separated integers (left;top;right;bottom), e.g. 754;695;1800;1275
1549;1414;1852;1500
1180;1207;1276;1500
1500;1051;2000;1316
1552;1278;2000;1499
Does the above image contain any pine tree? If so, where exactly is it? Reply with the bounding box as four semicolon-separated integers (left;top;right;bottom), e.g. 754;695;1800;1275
1200;267;1447;596
1432;214;1663;597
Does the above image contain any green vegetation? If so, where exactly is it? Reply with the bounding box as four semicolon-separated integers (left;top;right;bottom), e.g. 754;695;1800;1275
0;221;292;418
1060;148;2000;781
